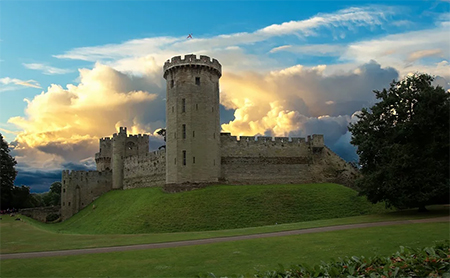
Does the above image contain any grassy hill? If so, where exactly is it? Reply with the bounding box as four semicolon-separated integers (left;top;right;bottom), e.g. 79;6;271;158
50;183;390;234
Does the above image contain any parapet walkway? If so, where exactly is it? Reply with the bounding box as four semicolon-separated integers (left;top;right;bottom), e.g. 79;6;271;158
1;216;448;260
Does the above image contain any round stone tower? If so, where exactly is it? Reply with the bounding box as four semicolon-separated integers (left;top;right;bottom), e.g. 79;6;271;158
163;54;222;184
112;127;127;189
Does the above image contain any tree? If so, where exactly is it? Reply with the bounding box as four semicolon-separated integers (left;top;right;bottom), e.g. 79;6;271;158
48;181;61;206
349;73;449;211
0;133;17;210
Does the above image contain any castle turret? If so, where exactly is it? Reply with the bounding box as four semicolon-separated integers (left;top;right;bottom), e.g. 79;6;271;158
95;137;112;171
163;54;222;184
112;127;127;189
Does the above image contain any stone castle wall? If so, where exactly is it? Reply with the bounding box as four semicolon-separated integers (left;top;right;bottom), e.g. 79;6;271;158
220;133;329;184
61;170;112;220
123;150;166;189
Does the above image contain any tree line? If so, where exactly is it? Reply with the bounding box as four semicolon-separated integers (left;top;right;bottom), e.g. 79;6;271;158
1;133;61;210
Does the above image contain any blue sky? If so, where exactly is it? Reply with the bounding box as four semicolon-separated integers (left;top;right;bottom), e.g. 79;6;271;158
1;0;449;192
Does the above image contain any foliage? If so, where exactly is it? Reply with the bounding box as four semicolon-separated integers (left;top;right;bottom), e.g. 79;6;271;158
255;241;450;278
10;185;40;209
45;181;61;206
0;133;18;210
349;74;450;210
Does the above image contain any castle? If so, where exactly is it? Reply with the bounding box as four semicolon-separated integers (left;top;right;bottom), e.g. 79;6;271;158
61;54;357;220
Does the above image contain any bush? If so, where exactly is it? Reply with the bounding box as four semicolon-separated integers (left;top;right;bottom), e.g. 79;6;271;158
198;242;450;278
255;241;450;278
46;213;60;223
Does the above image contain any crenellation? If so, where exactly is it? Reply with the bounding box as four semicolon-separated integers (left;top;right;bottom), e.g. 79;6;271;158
163;54;222;79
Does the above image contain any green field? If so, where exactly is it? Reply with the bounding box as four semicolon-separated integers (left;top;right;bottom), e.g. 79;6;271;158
1;222;448;277
33;183;391;234
1;183;448;277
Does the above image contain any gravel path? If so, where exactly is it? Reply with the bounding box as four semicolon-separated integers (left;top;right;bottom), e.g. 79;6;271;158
1;216;448;260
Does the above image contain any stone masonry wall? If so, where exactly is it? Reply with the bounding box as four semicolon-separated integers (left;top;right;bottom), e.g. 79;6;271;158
61;170;112;220
20;206;61;223
123;149;166;189
219;133;356;185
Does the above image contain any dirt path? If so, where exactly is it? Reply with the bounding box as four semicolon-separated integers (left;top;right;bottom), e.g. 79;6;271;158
1;216;448;260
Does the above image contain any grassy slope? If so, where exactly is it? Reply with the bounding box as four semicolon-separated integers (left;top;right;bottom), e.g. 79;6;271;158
2;205;448;253
1;222;448;277
44;183;389;234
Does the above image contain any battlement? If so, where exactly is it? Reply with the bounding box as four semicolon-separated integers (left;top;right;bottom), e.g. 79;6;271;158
163;54;222;78
127;134;149;139
100;137;112;142
220;132;312;145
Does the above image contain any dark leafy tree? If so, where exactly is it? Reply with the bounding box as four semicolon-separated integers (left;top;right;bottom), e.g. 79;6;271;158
11;185;35;209
349;73;449;211
156;128;166;150
0;133;17;210
47;181;61;206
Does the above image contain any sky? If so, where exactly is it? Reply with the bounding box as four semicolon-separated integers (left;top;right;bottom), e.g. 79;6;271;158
1;0;449;193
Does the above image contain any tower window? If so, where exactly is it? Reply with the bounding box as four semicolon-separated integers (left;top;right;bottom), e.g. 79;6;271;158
183;150;186;165
68;202;71;206
182;98;186;112
172;106;174;113
171;80;174;88
174;158;176;165
182;124;186;139
212;107;214;112
195;77;200;85
213;133;215;139
63;188;65;193
193;157;196;164
193;130;195;138
196;103;198;110
63;202;65;206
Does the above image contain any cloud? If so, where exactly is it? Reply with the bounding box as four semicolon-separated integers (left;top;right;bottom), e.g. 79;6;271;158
0;77;41;92
220;61;399;160
8;63;166;174
54;6;393;71
23;63;73;75
407;49;444;62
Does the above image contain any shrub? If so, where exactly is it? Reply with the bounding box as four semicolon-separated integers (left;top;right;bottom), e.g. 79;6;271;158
255;241;450;278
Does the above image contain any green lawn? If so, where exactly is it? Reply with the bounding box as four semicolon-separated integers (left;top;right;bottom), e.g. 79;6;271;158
1;205;448;254
1;222;448;277
31;184;391;234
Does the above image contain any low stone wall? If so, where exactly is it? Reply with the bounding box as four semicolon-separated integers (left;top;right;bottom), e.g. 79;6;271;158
19;206;61;222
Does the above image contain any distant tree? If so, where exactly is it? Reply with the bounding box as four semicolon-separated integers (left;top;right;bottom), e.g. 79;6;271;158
49;181;61;206
349;73;449;211
0;133;17;210
11;185;35;209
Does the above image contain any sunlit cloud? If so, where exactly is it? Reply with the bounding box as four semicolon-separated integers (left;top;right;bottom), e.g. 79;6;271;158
23;63;73;75
9;63;166;169
0;77;42;92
